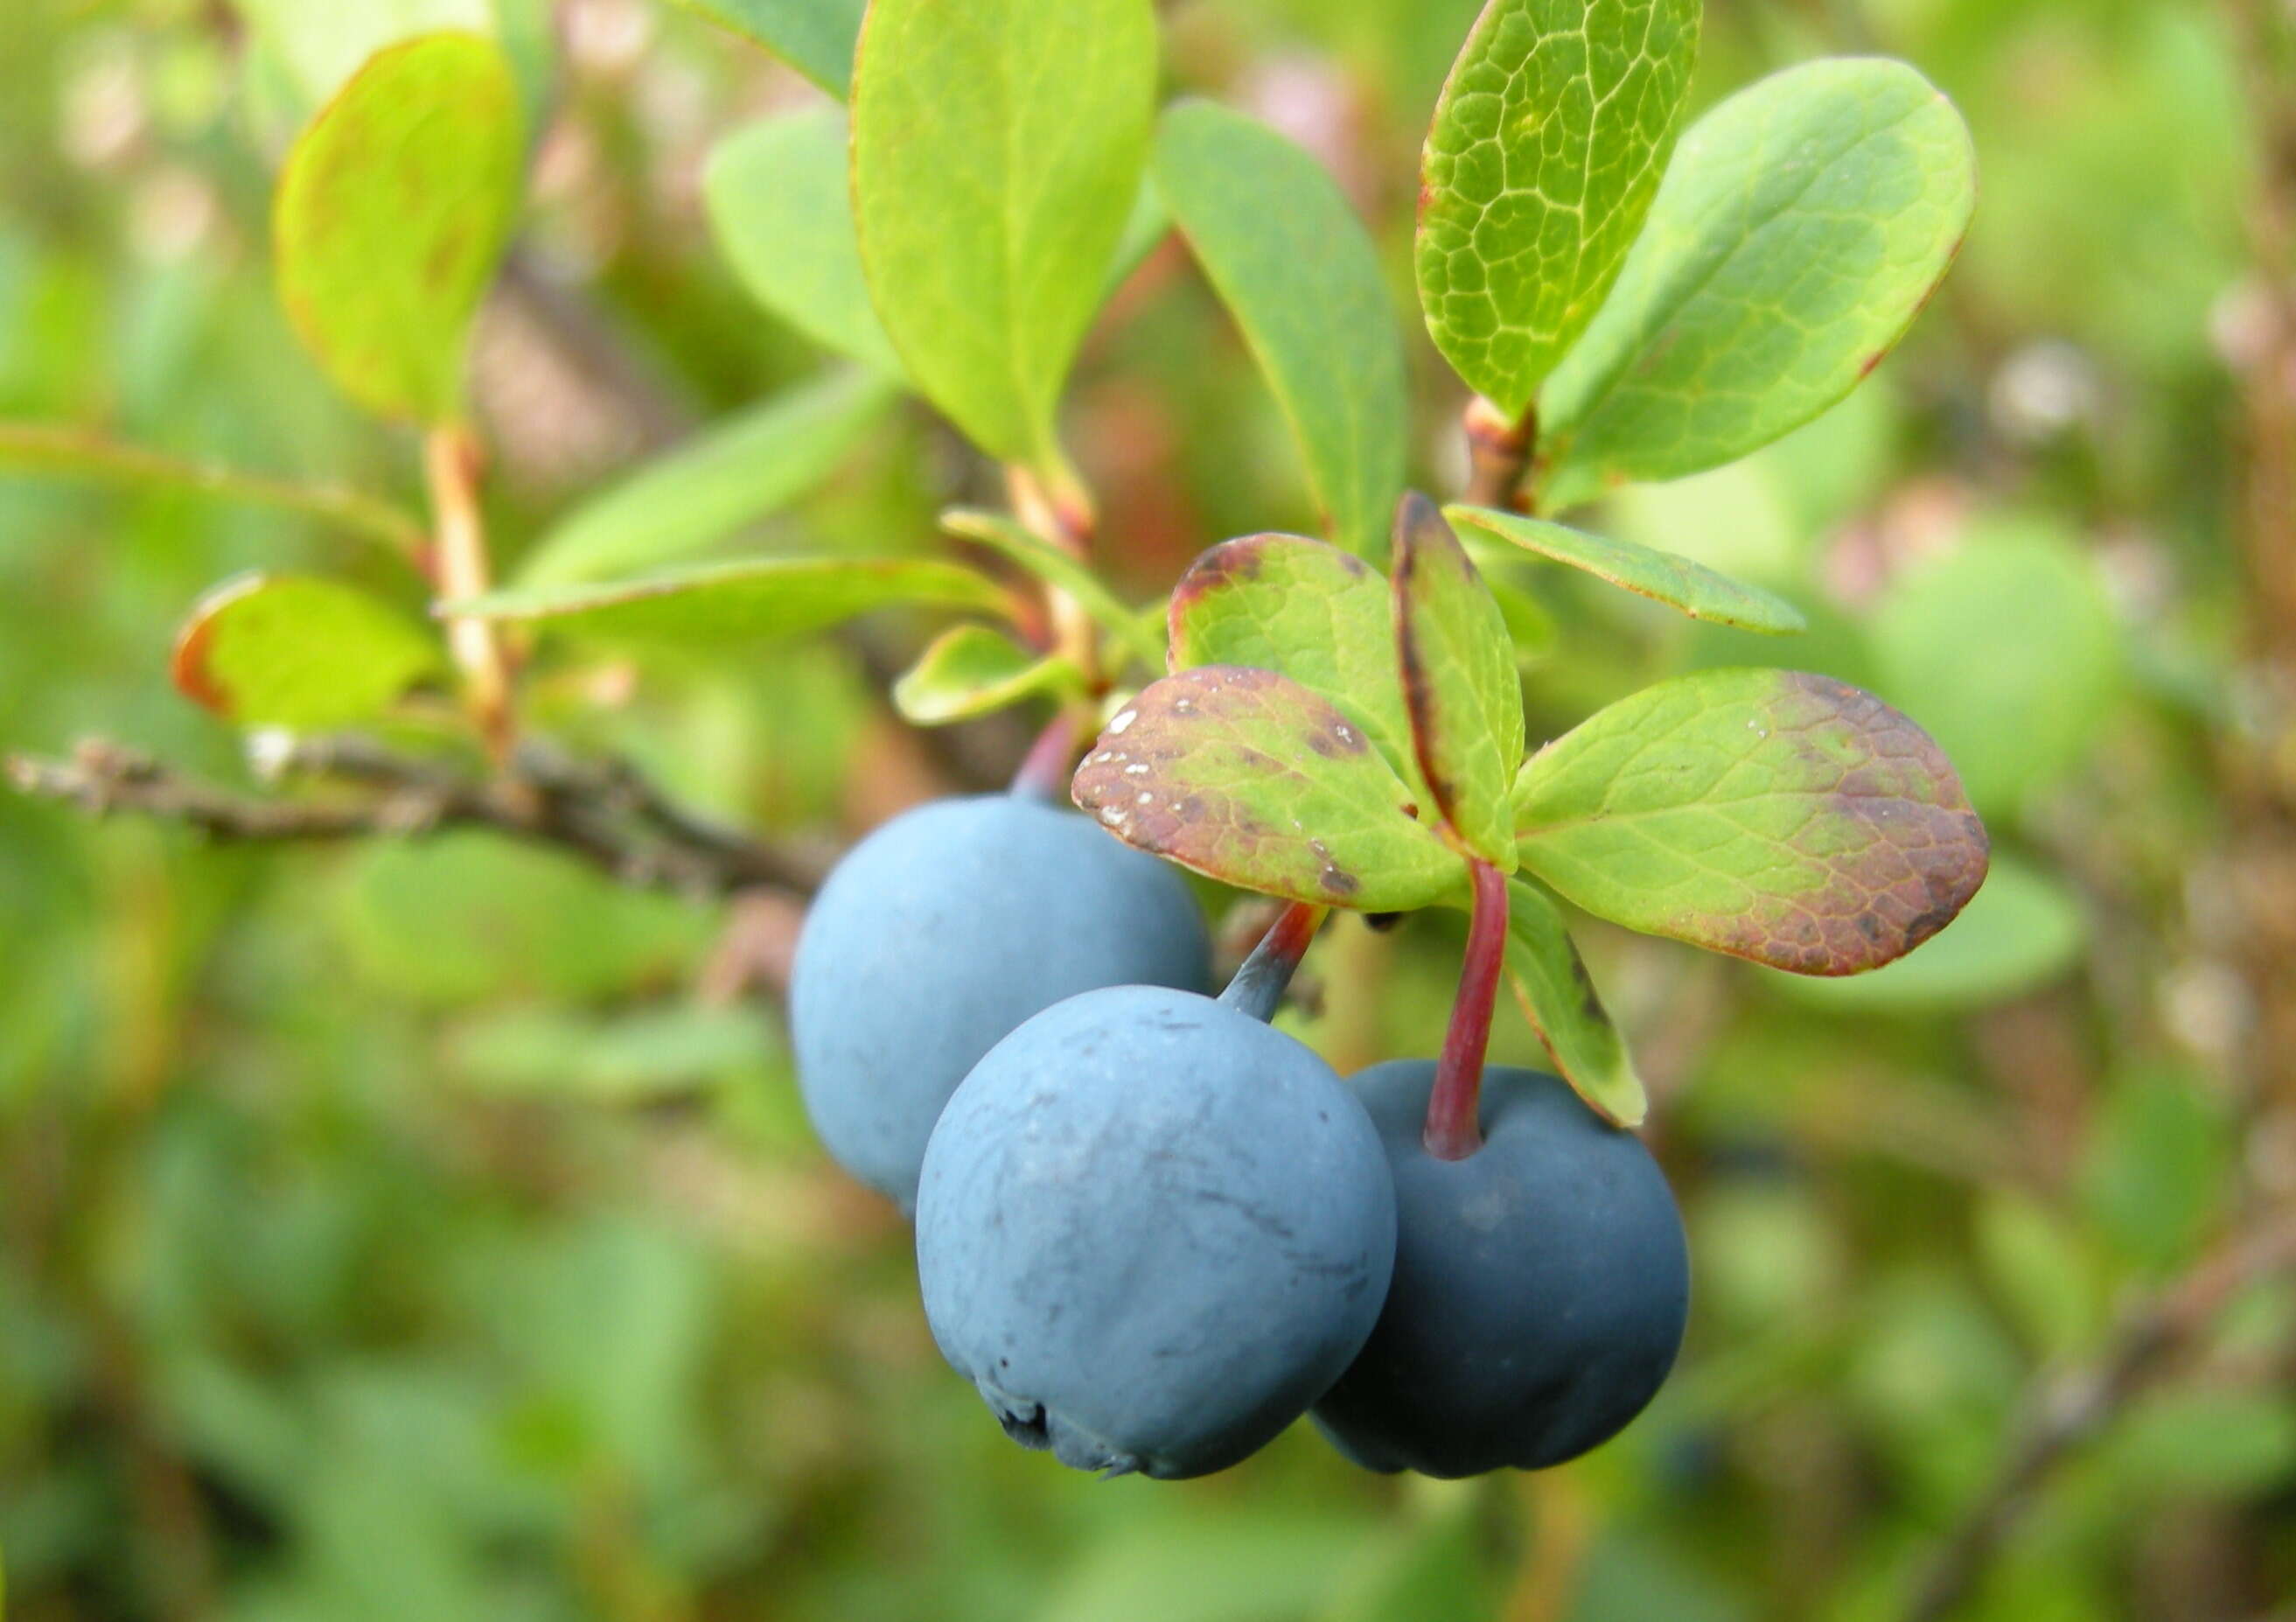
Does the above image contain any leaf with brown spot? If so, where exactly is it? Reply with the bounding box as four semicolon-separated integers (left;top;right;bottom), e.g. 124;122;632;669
1512;668;1990;974
1501;877;1645;1127
273;33;525;424
1167;533;1420;796
172;574;443;729
1070;666;1467;911
1392;493;1522;868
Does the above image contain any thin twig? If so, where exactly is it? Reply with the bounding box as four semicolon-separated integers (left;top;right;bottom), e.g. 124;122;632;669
1907;1208;2296;1622
5;736;824;898
1461;396;1539;513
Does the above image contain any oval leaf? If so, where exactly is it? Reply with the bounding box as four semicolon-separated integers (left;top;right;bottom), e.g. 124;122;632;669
1503;877;1645;1126
1418;0;1700;414
1071;666;1466;911
1155;101;1408;558
1539;59;1975;505
515;369;896;587
1446;502;1806;633
1513;668;1991;974
892;624;1085;725
850;0;1156;465
1166;533;1419;794
940;508;1162;670
273;33;525;424
704;109;903;374
172;574;443;728
666;0;866;96
1393;494;1523;867
452;556;1009;645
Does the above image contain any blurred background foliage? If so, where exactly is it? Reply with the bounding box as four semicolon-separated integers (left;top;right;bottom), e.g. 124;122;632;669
3;0;2294;1618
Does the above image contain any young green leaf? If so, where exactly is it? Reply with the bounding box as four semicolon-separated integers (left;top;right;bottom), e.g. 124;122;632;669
1393;494;1523;867
1418;0;1700;415
666;0;866;96
703;109;903;375
171;574;443;729
1513;668;1990;974
1071;666;1467;911
1154;101;1408;558
1166;534;1419;794
1538;59;1974;506
273;32;526;424
1446;502;1806;633
1502;877;1645;1126
850;0;1156;466
892;625;1085;724
939;509;1162;670
452;556;1010;645
514;369;897;587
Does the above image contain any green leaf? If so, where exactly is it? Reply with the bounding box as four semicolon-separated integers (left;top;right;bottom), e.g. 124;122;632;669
892;624;1085;724
273;33;526;424
446;1003;780;1101
1761;852;2085;1013
1868;520;2124;815
1154;101;1408;559
703;109;902;374
1445;503;1806;633
0;421;427;556
1393;494;1523;867
850;0;1156;465
1165;533;1418;792
171;574;443;729
514;369;897;587
1513;668;1990;974
940;508;1162;671
665;0;865;95
453;556;1010;646
1502;877;1645;1126
1417;0;1700;414
1070;667;1466;911
1539;59;1975;505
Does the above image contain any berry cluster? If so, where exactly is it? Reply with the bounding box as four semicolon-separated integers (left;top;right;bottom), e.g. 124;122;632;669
790;789;1688;1480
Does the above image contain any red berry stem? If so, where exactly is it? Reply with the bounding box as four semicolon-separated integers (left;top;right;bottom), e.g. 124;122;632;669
1424;859;1510;1160
1010;710;1082;802
1218;901;1329;1024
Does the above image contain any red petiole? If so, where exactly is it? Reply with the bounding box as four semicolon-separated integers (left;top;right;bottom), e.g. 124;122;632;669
1424;858;1509;1159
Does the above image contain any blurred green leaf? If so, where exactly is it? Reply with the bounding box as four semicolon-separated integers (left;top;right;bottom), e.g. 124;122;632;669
851;0;1156;465
2103;1391;2296;1495
1514;668;1989;974
456;555;1009;645
667;0;867;96
1448;503;1806;634
1761;851;2085;1013
1393;494;1521;864
892;625;1085;724
1165;532;1417;791
1539;59;1974;505
1037;1510;1375;1622
170;573;442;729
2080;1069;2232;1276
1071;667;1466;911
941;507;1162;670
704;109;903;374
1974;1192;2104;1360
1868;521;2125;816
272;33;525;424
1502;877;1646;1126
1155;101;1408;558
0;422;426;555
514;369;897;586
446;1003;778;1100
334;832;708;1005
1417;0;1699;414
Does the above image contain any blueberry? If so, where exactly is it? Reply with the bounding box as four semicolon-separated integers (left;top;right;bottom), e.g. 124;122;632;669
789;794;1211;1212
914;984;1398;1479
1311;1061;1689;1477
